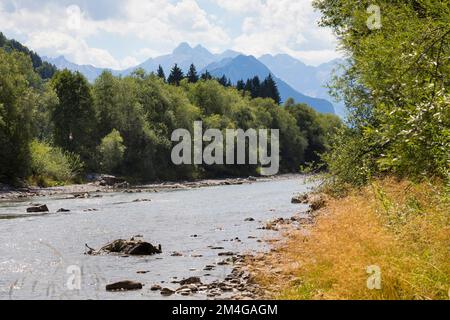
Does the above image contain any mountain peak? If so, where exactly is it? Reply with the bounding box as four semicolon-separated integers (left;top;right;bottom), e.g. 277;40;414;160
173;42;193;55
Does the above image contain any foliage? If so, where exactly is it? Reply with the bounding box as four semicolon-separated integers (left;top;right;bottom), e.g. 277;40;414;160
51;70;98;166
97;129;126;174
0;49;37;182
29;140;83;186
313;0;450;186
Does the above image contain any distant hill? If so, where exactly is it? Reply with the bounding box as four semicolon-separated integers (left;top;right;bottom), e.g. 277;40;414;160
42;55;119;83
259;54;346;118
0;32;56;79
203;55;336;114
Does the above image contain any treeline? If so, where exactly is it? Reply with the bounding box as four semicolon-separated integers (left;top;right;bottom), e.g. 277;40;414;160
313;0;449;188
159;63;282;104
0;40;341;186
0;32;56;79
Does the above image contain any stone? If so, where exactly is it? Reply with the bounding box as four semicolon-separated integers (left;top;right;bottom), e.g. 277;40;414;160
89;238;162;256
150;285;162;291
179;277;202;286
106;281;143;292
26;204;49;213
160;288;175;296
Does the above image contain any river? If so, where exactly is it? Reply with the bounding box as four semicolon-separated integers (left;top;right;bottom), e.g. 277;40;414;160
0;175;312;300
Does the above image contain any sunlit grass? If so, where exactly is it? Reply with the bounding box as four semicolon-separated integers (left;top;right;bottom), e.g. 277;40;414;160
254;178;450;300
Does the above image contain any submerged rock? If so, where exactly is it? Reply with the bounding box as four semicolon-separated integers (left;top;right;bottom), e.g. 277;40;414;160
87;238;162;256
26;204;49;213
106;281;143;292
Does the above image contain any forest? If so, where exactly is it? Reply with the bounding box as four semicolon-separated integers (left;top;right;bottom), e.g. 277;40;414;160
0;34;341;186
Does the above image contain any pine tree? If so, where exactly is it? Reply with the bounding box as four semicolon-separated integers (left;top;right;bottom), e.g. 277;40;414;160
186;64;199;83
236;80;245;91
167;64;184;86
201;70;212;81
250;76;261;99
264;74;281;105
157;65;166;82
218;75;228;87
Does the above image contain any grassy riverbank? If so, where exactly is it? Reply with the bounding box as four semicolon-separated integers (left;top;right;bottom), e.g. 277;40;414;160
253;178;449;300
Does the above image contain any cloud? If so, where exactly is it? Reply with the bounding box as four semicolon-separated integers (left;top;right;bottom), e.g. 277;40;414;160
0;0;339;68
217;0;340;65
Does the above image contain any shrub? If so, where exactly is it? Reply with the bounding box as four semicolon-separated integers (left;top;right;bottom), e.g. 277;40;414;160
29;140;83;186
97;129;126;174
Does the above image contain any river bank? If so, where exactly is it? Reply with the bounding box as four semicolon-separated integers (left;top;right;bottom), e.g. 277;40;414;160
247;178;450;300
0;175;297;202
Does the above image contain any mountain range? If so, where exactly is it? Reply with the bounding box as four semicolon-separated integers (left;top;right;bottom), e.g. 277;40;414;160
43;43;345;116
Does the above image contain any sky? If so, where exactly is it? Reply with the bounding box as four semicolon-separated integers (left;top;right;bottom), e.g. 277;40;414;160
0;0;341;69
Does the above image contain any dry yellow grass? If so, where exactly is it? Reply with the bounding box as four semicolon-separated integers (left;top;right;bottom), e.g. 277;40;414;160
253;178;450;300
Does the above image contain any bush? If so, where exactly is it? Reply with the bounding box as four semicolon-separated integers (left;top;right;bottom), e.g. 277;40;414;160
29;140;83;186
98;129;126;174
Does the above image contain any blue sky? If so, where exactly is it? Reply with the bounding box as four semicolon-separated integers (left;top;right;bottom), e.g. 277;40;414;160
0;0;340;69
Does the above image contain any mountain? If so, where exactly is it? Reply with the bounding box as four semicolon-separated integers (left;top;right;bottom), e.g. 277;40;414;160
259;54;346;117
122;43;241;76
42;55;115;82
203;55;336;114
44;43;242;81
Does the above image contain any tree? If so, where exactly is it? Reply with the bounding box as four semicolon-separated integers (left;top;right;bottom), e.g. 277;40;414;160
236;80;245;91
98;129;126;174
51;70;97;166
218;75;228;87
167;64;184;86
0;50;37;181
157;65;166;82
314;0;450;184
186;64;199;83
261;74;281;104
201;70;212;81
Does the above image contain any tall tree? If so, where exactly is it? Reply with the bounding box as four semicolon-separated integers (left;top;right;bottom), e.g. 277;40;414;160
218;75;228;87
0;50;36;181
186;64;199;83
250;76;261;99
261;74;281;104
157;65;166;82
167;64;184;86
201;70;212;81
51;70;97;165
236;79;245;91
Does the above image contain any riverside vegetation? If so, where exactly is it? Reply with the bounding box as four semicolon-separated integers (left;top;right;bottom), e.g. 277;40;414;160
251;0;449;300
0;32;340;186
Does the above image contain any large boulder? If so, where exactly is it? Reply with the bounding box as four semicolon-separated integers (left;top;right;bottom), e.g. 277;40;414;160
27;204;49;213
88;238;162;256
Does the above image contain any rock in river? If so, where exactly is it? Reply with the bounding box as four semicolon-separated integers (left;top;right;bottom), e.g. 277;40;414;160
27;204;49;213
88;238;162;256
179;277;202;286
106;281;143;292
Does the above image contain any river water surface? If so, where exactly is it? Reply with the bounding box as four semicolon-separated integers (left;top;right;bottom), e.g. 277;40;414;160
0;176;312;300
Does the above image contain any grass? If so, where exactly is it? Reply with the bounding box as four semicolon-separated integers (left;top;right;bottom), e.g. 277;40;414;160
253;177;450;300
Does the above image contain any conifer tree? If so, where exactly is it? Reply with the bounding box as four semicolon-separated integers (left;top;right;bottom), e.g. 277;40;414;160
167;64;184;86
157;65;166;82
187;64;199;83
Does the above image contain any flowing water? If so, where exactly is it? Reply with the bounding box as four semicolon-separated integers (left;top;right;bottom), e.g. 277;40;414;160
0;176;312;300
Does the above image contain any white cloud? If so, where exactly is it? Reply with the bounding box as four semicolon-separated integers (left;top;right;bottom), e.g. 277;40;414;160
219;0;340;65
0;0;340;68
